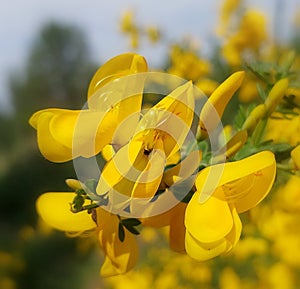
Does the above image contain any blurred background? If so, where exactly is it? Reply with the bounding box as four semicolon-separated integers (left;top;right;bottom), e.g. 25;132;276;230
0;0;300;288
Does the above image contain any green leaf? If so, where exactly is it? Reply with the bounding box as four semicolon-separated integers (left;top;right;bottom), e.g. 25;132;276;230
256;83;267;101
118;222;125;242
123;224;140;235
71;194;85;212
122;218;141;227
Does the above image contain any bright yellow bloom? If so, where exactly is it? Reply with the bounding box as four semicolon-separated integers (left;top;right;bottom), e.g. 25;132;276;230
195;78;219;97
29;53;148;162
266;263;296;289
185;151;276;261
199;71;245;138
275;175;300;211
221;10;267;66
264;110;300;146
96;208;138;277
238;75;263;103
264;78;289;115
96;81;195;210
168;45;211;81
217;0;241;35
36;192;138;277
36;192;96;232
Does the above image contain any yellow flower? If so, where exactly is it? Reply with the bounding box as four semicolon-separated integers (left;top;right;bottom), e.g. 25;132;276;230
96;208;138;277
185;151;276;261
217;0;241;35
36;192;96;232
36;192;138;277
96;81;195;211
168;45;211;81
221;10;267;66
29;53;148;162
264;110;300;146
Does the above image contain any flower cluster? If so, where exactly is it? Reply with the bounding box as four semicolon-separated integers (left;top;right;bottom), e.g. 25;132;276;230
29;52;279;277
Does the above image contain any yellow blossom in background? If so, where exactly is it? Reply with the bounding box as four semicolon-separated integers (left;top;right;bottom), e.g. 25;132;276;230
221;10;267;66
217;0;241;35
219;267;241;289
264;110;300;146
195;78;219;97
120;10;139;49
275;175;300;211
232;237;268;261
266;263;296;289
238;74;262;103
168;44;211;81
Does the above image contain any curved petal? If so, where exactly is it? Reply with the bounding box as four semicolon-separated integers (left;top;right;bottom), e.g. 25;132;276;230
35;111;74;162
224;206;242;253
197;151;276;206
161;150;202;188
29;108;66;129
199;71;245;138
96;208;138;277
36;192;96;232
169;202;187;253
185;192;233;243
97;139;165;200
87;53;148;98
185;231;228;261
32;108;115;161
136;81;195;157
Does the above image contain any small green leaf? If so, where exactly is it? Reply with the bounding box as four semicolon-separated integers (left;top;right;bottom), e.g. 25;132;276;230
118;222;125;242
123;224;140;235
71;194;85;212
257;83;267;101
122;218;141;227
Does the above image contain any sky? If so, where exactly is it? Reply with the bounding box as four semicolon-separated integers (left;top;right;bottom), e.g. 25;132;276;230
0;0;299;114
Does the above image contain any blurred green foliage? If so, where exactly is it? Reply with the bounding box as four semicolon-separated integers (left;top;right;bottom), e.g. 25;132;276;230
0;22;100;289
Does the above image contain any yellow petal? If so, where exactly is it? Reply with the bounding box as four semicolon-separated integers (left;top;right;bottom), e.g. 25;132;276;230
162;150;202;188
221;129;248;160
224;206;242;253
97;139;165;200
140;209;173;228
199;71;245;138
101;144;116;161
96;208;138;277
169;202;187;253
185;231;228;261
29;108;65;129
185;192;233;243
87;53;148;98
89;94;143;148
265;78;289;114
73;109;115;157
36;192;96;232
136;81;195;157
197;151;276;208
35;111;74;162
291;145;300;169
